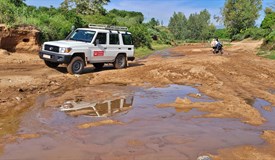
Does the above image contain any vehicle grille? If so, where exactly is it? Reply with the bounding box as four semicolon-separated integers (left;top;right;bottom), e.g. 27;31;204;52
44;45;59;53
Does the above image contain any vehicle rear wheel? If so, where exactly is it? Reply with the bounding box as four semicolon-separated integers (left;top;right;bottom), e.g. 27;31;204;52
113;54;126;69
44;60;59;68
67;56;84;74
93;63;104;70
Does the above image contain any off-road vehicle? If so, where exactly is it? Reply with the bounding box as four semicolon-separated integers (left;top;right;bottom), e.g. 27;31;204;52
39;24;135;74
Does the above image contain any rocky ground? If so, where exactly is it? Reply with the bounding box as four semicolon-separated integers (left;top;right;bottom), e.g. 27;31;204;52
0;39;275;159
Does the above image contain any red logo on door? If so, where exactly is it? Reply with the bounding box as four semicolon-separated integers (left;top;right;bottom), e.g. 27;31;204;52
94;51;104;56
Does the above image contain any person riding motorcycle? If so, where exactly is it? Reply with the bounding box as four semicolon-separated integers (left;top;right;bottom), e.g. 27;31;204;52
211;38;223;54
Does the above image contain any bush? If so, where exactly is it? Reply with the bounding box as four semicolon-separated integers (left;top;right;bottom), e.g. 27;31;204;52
242;28;269;40
214;29;230;39
147;26;174;45
231;34;245;41
0;0;17;25
261;31;275;50
129;24;152;49
231;28;270;41
265;31;275;42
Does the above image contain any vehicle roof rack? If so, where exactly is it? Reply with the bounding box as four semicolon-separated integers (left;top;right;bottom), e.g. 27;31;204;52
88;24;128;31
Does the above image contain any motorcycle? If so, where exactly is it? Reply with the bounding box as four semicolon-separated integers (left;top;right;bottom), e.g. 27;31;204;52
212;43;223;54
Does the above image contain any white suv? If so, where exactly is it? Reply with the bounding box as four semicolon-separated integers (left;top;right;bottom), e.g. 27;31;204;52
39;24;135;74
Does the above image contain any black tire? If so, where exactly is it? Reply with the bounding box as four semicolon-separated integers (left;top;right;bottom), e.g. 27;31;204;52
93;63;104;70
67;56;84;74
113;54;127;69
44;60;59;68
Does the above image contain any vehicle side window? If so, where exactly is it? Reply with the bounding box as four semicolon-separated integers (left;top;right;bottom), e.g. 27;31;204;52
109;34;120;45
95;33;107;44
122;34;133;45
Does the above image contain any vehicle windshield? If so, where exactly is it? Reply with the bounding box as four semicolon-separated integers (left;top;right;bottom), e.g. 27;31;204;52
68;30;95;43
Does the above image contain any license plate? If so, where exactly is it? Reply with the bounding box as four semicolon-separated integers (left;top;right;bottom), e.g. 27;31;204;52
43;54;51;59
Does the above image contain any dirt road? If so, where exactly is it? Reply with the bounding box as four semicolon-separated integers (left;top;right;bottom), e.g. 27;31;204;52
0;40;275;159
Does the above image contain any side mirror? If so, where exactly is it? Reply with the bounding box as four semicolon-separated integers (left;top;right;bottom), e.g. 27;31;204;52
71;25;75;31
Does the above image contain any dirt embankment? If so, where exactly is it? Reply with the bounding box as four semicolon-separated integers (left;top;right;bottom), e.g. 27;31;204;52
0;24;40;53
0;39;275;159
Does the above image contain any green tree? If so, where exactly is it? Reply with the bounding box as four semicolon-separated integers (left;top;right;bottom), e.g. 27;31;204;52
9;0;25;6
108;9;144;26
261;7;275;30
261;7;275;50
61;0;110;14
186;9;215;40
168;12;187;40
222;0;262;37
0;0;17;24
147;18;160;28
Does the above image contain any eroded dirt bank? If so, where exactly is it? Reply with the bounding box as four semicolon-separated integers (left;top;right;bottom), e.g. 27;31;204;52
0;40;275;159
0;24;40;53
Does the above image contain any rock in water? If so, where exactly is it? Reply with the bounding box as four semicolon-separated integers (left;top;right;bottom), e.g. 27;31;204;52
197;155;211;160
175;97;192;105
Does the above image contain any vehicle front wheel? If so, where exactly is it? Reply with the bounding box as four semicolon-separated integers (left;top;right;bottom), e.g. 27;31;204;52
44;60;59;68
93;63;104;70
113;54;127;69
67;56;84;74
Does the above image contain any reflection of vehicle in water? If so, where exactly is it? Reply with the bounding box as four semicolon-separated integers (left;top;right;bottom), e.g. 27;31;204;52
60;96;134;117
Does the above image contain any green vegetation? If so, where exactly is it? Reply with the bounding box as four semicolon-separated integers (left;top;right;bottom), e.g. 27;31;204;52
218;1;274;45
214;29;230;40
222;0;262;38
60;0;110;15
135;43;172;58
168;10;216;41
260;7;275;51
218;0;274;59
0;0;173;55
0;0;85;41
257;50;275;59
231;27;269;41
256;7;275;59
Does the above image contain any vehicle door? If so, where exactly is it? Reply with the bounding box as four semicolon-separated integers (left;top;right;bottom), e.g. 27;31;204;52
105;32;122;62
121;33;134;57
90;32;107;63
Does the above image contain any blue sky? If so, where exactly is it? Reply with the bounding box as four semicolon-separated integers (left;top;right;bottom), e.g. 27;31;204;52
25;0;274;27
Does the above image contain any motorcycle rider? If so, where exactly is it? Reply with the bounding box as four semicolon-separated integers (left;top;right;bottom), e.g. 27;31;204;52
211;37;222;53
211;38;221;49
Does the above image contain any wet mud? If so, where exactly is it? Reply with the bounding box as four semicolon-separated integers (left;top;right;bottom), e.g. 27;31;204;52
1;40;275;159
1;85;274;160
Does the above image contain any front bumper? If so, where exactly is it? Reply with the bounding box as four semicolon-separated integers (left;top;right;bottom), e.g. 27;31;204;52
39;51;72;64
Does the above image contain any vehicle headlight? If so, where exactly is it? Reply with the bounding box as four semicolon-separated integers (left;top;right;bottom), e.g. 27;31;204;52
60;47;72;53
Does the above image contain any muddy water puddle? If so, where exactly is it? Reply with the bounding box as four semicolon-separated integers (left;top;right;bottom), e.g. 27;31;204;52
1;85;274;160
253;98;275;129
153;49;185;58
